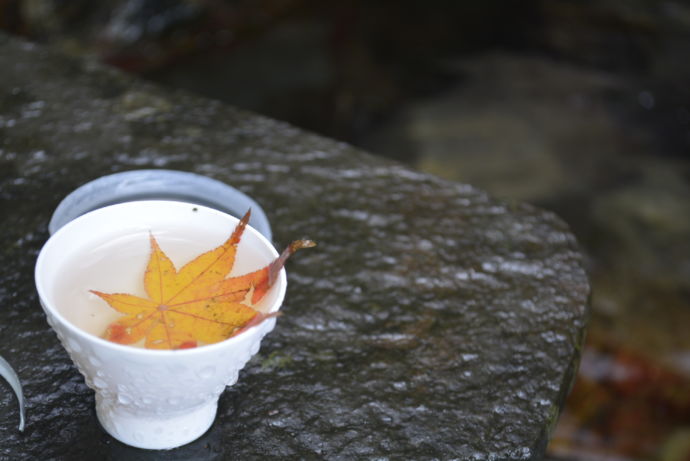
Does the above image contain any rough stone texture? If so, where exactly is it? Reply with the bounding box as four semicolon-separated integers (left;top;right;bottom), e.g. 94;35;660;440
0;33;589;460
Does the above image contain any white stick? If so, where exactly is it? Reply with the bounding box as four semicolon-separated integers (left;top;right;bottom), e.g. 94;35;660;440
0;355;25;431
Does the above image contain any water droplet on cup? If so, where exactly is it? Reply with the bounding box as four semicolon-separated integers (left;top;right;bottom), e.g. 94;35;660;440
93;377;107;389
118;393;132;405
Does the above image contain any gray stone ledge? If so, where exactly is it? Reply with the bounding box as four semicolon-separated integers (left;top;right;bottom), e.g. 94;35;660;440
0;33;588;460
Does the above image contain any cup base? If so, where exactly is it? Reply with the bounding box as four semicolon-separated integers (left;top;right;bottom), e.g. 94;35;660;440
96;395;217;450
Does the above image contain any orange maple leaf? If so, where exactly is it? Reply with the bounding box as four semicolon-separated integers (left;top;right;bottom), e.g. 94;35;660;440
91;210;315;350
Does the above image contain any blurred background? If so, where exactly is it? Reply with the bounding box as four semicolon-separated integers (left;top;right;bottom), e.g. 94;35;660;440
1;1;689;459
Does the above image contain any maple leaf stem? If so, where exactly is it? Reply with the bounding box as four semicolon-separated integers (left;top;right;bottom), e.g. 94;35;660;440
268;240;317;287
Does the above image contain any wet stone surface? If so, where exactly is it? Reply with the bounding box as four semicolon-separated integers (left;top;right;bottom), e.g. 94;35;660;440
0;33;589;460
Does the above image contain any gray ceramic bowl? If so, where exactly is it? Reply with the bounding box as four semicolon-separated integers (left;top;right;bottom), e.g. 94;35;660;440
48;169;272;240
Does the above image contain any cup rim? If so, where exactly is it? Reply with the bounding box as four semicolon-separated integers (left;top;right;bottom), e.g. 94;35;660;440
35;200;286;356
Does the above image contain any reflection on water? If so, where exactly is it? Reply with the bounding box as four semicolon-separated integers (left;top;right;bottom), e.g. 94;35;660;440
3;1;689;459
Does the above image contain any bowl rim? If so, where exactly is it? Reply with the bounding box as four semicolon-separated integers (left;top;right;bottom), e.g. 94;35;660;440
48;169;273;241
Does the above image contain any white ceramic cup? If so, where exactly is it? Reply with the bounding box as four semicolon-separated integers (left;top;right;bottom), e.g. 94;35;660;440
35;201;286;450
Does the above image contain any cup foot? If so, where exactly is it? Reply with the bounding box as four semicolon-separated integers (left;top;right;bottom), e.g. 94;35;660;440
96;396;217;450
